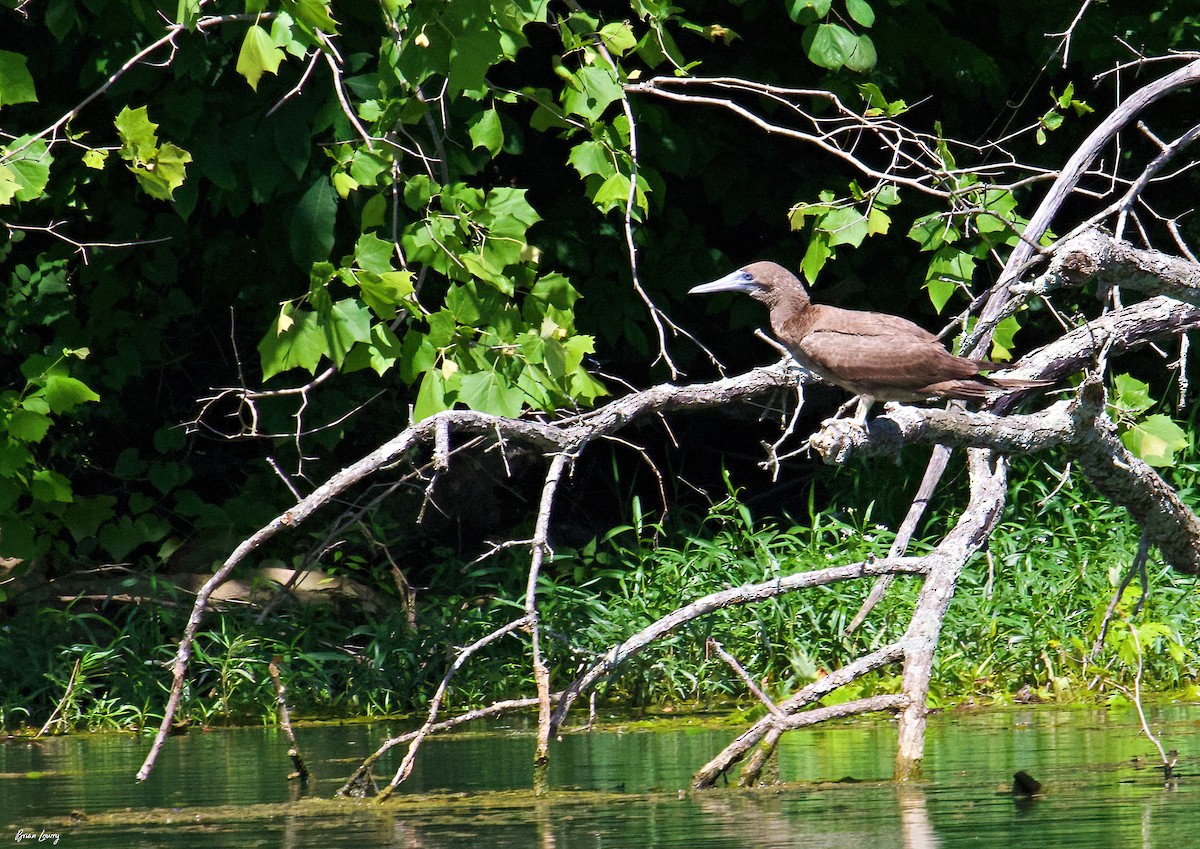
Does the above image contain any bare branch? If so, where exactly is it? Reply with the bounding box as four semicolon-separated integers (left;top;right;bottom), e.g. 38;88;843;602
375;615;531;801
977;58;1200;334
550;557;927;734
706;637;785;719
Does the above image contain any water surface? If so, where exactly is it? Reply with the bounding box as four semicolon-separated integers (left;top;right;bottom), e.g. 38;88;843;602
1;706;1194;848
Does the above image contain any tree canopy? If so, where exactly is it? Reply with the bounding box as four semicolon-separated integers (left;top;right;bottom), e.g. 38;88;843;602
2;0;1198;567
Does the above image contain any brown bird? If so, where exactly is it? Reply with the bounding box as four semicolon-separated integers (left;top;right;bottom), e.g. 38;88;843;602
690;261;1050;422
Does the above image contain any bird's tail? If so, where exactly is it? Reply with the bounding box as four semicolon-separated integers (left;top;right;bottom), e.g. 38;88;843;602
984;375;1055;392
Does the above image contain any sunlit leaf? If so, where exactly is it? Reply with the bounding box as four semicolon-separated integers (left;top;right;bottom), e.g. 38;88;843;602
2;136;53;202
459;369;524;417
468;107;504;156
0;50;37;107
236;24;285;92
41;374;100;413
801;231;832;284
1121;415;1188;467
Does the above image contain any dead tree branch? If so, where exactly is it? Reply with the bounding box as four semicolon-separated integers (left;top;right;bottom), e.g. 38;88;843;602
549;558;927;735
375;615;531;802
692;448;1008;787
139;219;1200;790
337;695;558;798
136;365;797;780
977;58;1200;333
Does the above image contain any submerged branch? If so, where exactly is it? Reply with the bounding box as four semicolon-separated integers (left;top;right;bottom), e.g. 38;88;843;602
337;696;557;798
549;558;927;735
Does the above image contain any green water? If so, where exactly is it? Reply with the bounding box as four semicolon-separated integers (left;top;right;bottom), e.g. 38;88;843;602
1;706;1195;847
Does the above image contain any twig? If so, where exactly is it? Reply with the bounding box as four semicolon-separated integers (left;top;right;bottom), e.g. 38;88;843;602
1125;620;1172;778
1089;532;1151;661
551;557;927;734
267;660;309;782
706;637;784;718
1047;0;1096;69
336;695;560;797
375;615;531;801
36;658;81;737
524;452;572;786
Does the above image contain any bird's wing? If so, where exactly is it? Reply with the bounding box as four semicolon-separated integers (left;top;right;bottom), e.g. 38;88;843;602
796;319;979;394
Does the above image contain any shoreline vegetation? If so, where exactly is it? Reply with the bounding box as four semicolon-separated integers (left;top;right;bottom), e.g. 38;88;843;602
3;458;1197;736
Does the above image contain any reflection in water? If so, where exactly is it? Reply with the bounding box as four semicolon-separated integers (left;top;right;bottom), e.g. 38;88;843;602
896;785;939;849
0;707;1196;848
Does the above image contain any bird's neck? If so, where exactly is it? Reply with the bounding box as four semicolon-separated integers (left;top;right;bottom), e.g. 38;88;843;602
768;284;814;341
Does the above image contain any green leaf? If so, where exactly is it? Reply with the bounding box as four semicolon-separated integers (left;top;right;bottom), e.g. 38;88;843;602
0;164;18;204
803;23;856;70
354;232;395;274
290;177;337;267
343;323;405;376
7;408;51;442
413;369;453;421
785;0;832;23
1112;373;1154;415
561;66;623;122
789;200;836;230
819;207;869;247
357;271;414;319
349;149;389;187
590;172;648;216
399;330;437;383
843;34;877;72
62;495;117;542
31;469;72;503
845;0;875;26
258;307;327;379
149;461;192;495
236;24;286;91
114;106;191;200
0;51;37;107
468;107;505;157
925;277;955;314
563;334;594;373
41;374;100;413
131;142;192;201
908;213;958;251
324;298;374;367
976;188;1018;234
82;149;108;170
1122;415;1188;467
801;231;832;284
989;315;1021;362
1056;82;1075;109
598;21;637;55
925;247;975;313
568;140;615;179
281;0;338;34
448;28;504;98
2;137;53;202
459;369;524;417
865;206;891;236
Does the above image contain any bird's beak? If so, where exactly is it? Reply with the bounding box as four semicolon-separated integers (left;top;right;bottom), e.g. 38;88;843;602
688;269;759;296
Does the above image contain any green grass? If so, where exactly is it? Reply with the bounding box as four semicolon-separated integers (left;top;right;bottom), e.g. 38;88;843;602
2;455;1198;733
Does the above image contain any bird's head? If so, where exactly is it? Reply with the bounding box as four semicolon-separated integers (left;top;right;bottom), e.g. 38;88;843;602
688;261;808;308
